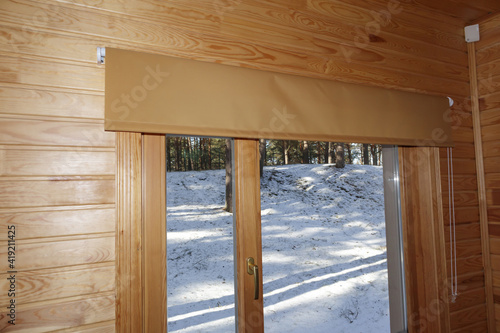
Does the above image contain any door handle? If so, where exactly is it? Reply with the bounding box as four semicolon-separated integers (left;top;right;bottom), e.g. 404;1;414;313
246;257;259;300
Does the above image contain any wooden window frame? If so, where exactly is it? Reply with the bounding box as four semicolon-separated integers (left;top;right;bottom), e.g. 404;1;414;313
116;133;450;332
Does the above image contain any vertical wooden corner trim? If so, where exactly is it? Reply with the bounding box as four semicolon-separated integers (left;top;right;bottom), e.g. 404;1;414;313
468;41;496;333
116;132;144;332
234;139;264;332
142;134;167;332
399;147;450;333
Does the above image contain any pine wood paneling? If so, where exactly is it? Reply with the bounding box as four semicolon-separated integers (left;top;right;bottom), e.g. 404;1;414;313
0;55;103;91
0;206;114;239
0;0;469;96
0;149;114;176
442;174;478;191
0;179;114;208
444;206;480;225
450;304;488;329
490;223;500;236
446;255;483;276
0;263;114;305
50;321;115;333
0;117;114;147
491;237;500;255
0;236;114;271
0;293;115;332
451;320;488;333
0;86;103;119
449;287;486;313
445;222;481;242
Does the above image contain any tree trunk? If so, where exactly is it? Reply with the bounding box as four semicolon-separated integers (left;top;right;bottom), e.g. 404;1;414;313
166;137;171;172
327;142;335;164
284;140;289;165
335;143;345;168
371;144;378;166
362;143;370;165
259;139;266;177
346;143;352;164
175;137;181;171
317;142;322;164
302;141;309;164
208;138;212;170
187;137;193;171
224;139;233;213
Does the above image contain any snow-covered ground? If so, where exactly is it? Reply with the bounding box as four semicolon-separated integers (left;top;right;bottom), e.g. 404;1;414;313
167;164;389;333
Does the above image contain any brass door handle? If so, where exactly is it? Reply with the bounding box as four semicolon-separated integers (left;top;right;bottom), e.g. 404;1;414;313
246;257;259;300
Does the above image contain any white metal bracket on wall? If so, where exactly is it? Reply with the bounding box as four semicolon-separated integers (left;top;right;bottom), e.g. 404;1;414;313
97;47;106;64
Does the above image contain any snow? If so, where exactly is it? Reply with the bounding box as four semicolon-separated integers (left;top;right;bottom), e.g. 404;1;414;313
167;164;389;332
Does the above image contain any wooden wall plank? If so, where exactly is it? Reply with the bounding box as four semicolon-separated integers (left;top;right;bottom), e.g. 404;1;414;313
490;223;500;236
448;287;486;313
0;0;469;96
0;264;114;305
486;174;500;189
0;118;114;147
50;320;115;333
451;320;488;333
449;303;488;329
445;255;483;276
442;191;478;208
491;237;500;255
0;179;114;208
0;207;114;239
444;206;479;225
0;55;102;91
0;149;114;176
0;293;115;332
444;223;481;242
0;236;114;271
446;239;482;259
0;86;103;119
441;174;478;191
0;3;469;85
482;140;500;158
440;158;477;175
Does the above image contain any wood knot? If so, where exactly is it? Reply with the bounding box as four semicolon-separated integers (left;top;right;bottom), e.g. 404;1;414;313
368;34;385;43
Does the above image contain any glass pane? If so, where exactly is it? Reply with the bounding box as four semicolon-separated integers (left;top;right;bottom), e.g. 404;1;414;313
166;136;235;332
260;141;390;332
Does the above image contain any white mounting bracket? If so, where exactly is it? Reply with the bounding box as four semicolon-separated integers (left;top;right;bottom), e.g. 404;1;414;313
464;24;480;43
97;47;106;64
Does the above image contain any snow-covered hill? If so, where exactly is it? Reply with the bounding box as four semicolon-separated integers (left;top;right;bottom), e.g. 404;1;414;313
167;164;389;333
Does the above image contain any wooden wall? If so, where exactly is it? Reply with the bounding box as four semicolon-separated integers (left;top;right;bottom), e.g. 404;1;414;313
0;0;483;331
475;14;500;333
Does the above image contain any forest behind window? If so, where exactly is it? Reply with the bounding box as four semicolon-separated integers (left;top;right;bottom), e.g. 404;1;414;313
166;137;382;172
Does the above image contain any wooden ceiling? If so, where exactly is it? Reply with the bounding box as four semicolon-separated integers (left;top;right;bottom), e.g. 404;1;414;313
405;0;500;23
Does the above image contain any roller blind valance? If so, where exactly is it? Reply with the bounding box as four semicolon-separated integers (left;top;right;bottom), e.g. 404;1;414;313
105;48;452;146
